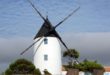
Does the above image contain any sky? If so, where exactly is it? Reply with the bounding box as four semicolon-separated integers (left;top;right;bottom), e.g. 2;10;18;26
0;0;110;73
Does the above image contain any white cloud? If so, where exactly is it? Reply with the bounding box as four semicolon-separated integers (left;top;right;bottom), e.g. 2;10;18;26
0;32;110;72
0;37;33;63
62;32;110;65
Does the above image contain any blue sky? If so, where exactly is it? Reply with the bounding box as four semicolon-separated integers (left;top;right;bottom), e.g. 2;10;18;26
0;0;110;38
0;0;110;73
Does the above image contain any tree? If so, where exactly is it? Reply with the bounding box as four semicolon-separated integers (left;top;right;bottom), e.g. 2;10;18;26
82;60;104;72
63;49;79;66
63;58;104;72
5;58;41;75
73;59;104;72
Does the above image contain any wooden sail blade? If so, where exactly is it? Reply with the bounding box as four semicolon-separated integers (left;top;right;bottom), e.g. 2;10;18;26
33;37;45;56
20;37;42;55
55;7;80;28
57;35;69;50
27;0;46;21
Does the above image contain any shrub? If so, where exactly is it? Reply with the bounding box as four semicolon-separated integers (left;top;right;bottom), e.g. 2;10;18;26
63;60;104;72
44;69;52;75
5;58;41;75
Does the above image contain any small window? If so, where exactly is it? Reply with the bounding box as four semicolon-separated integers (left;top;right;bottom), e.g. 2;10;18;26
44;38;48;44
44;54;48;61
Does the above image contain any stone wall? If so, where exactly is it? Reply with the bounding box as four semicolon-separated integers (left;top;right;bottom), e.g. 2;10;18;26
62;70;106;75
93;69;104;75
66;69;79;75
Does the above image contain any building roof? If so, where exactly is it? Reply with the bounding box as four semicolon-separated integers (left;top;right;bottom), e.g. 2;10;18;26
104;66;110;72
34;18;60;39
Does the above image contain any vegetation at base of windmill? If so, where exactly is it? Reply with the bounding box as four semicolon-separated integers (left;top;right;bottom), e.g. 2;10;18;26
68;59;104;72
81;59;104;72
63;63;84;71
63;49;79;66
5;58;42;75
43;69;52;75
63;59;104;72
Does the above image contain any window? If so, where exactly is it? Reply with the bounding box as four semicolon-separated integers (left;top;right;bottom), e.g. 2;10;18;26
44;38;48;44
44;54;48;61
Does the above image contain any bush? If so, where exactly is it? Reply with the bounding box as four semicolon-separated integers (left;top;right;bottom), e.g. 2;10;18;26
44;69;52;75
63;60;104;72
5;58;41;75
81;60;104;72
34;68;42;75
5;69;12;75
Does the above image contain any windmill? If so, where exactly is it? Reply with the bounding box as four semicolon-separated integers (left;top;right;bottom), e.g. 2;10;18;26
21;0;80;74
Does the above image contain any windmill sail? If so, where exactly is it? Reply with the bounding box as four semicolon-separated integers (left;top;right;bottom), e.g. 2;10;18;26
21;7;80;54
34;18;54;39
20;37;43;55
27;0;45;21
22;0;80;61
33;37;45;56
57;36;69;50
55;7;80;28
34;17;69;50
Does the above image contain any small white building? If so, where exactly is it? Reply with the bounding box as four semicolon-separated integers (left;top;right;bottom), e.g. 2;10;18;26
104;66;110;75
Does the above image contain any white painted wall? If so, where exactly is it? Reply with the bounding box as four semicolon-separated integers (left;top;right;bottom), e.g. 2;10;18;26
34;37;62;75
62;71;86;75
79;71;85;75
62;71;110;75
62;71;67;75
84;72;92;75
104;72;110;75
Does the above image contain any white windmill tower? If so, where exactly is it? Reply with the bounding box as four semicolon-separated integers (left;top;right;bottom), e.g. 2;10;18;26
21;0;80;75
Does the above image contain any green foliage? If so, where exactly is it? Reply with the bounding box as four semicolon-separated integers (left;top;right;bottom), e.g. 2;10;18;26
63;49;79;66
63;49;104;72
44;69;52;75
63;64;85;71
63;49;79;59
34;68;42;75
5;69;12;75
81;60;104;72
64;60;104;72
5;58;41;75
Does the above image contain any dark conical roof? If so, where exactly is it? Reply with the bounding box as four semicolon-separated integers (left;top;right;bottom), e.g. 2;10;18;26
34;18;60;39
